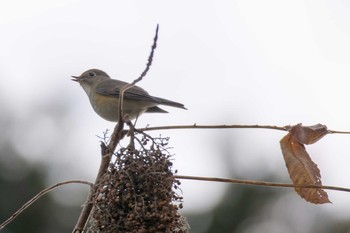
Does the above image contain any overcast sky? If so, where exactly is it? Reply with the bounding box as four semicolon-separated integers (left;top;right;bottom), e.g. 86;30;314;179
1;0;350;219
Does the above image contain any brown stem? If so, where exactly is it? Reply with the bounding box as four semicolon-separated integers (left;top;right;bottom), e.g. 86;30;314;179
72;123;125;233
175;175;350;192
72;24;159;233
139;124;290;132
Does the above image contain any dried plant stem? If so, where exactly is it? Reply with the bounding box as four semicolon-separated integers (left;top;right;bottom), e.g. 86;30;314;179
72;24;159;233
119;24;159;121
139;124;290;132
72;140;118;233
140;124;350;135
176;175;350;193
0;180;92;230
329;130;350;134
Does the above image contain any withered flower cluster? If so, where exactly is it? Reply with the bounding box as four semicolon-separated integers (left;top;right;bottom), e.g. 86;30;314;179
89;136;188;233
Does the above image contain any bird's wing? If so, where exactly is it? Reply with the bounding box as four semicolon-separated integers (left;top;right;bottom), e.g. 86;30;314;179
95;79;160;103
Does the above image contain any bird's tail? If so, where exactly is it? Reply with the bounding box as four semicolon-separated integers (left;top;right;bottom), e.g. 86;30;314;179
153;97;187;110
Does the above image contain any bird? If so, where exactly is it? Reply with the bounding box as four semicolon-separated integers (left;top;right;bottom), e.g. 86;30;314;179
72;69;186;122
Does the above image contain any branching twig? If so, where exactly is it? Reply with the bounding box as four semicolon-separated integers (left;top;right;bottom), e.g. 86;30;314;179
0;180;92;230
72;24;159;233
175;175;350;193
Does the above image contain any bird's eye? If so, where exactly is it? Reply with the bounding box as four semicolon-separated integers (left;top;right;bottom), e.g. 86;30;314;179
88;72;96;77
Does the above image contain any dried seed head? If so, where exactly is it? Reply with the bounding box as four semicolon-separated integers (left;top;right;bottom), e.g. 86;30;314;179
89;136;187;233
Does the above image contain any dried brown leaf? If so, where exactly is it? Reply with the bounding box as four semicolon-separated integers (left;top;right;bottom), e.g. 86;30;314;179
280;133;331;204
289;123;329;145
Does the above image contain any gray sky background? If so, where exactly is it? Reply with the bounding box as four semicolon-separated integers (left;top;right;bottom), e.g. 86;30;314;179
1;0;350;220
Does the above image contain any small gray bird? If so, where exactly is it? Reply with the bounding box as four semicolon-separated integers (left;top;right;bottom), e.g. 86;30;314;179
72;69;186;122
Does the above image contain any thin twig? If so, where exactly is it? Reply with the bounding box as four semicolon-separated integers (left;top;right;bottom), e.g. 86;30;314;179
138;124;290;132
329;130;350;134
72;24;160;233
175;175;350;193
139;124;350;135
119;24;159;121
138;24;159;82
0;180;92;230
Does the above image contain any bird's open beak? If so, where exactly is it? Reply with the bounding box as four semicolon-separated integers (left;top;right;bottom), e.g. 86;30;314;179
71;76;79;82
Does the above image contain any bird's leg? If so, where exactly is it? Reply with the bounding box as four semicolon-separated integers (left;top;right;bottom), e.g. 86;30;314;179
134;115;139;126
126;120;135;149
126;114;139;137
